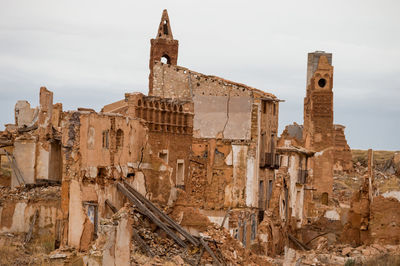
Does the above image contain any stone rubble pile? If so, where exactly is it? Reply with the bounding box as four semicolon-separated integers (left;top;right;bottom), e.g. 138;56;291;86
0;184;60;201
283;243;400;266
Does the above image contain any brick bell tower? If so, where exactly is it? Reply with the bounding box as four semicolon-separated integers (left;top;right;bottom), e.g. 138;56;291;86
303;51;334;199
148;9;179;95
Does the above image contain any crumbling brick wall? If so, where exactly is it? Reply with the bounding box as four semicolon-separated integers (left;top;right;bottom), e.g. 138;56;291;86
60;110;155;249
333;124;353;173
102;93;195;206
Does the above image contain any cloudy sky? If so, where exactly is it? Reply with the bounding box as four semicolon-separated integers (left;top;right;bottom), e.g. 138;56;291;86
0;0;399;150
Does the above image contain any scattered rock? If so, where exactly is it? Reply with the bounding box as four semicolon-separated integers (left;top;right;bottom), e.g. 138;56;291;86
342;246;352;256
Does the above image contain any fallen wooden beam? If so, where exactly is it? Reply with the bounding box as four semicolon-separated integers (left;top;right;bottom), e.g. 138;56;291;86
196;246;205;266
25;210;39;243
4;149;25;185
0;140;13;147
220;207;231;229
116;182;187;248
105;199;118;214
212;240;226;265
132;228;155;257
18;124;38;133
288;233;310;251
122;180;199;246
199;237;222;266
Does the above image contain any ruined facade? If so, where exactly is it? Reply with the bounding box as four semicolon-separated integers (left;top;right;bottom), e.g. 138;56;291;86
276;142;314;229
0;8;399;265
0;9;282;253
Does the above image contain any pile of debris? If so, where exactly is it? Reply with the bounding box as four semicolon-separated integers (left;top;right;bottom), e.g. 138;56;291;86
333;160;400;204
88;208;275;265
283;243;400;265
80;181;276;265
0;184;60;202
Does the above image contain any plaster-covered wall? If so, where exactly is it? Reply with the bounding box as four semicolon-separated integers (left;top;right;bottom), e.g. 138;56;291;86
15;100;37;127
193;95;252;140
12;140;36;186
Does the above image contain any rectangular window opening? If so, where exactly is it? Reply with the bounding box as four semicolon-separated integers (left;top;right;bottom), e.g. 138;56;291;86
102;130;109;149
262;101;267;114
159;150;168;163
176;159;184;188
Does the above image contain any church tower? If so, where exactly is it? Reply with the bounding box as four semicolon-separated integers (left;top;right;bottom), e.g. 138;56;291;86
303;51;334;200
303;51;334;151
148;9;179;94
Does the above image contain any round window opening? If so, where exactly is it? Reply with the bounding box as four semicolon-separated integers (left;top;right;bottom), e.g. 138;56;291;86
318;78;327;88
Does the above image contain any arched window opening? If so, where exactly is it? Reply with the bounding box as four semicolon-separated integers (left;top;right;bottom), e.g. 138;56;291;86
163;20;169;35
116;129;124;149
161;54;170;64
318;78;327;88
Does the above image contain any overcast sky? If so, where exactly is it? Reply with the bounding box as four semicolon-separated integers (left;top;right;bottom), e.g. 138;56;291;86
0;0;399;150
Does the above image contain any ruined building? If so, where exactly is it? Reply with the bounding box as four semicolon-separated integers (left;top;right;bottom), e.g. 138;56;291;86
0;9;281;253
273;52;355;249
279;51;353;200
1;9;399;265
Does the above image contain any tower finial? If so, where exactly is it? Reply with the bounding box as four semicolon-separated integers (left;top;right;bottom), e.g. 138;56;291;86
156;9;173;40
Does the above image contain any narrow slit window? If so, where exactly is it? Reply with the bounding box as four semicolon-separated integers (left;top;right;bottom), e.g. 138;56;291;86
102;130;109;149
176;159;184;187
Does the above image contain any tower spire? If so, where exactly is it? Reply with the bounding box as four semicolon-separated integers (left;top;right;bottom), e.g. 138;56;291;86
156;9;173;40
148;9;179;95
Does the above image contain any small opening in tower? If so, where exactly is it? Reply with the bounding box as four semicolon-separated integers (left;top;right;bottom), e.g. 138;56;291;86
161;54;170;64
318;78;326;88
163;20;168;35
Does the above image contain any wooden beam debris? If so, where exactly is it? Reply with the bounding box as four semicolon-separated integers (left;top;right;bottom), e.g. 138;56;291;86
199;237;222;266
288;233;310;251
122;180;200;246
220;207;231;229
116;182;187;248
105;199;118;214
132;228;155;257
196;246;205;266
25;210;39;244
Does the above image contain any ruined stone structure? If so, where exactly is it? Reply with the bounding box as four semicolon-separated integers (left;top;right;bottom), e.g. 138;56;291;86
7;87;63;187
279;52;353;202
303;52;335;198
149;9;179;94
276;142;314;229
1;9;399;265
0;10;282;252
333;124;353;173
146;11;282;248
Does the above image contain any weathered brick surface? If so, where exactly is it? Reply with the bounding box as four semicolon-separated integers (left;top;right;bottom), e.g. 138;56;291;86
303;52;334;197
